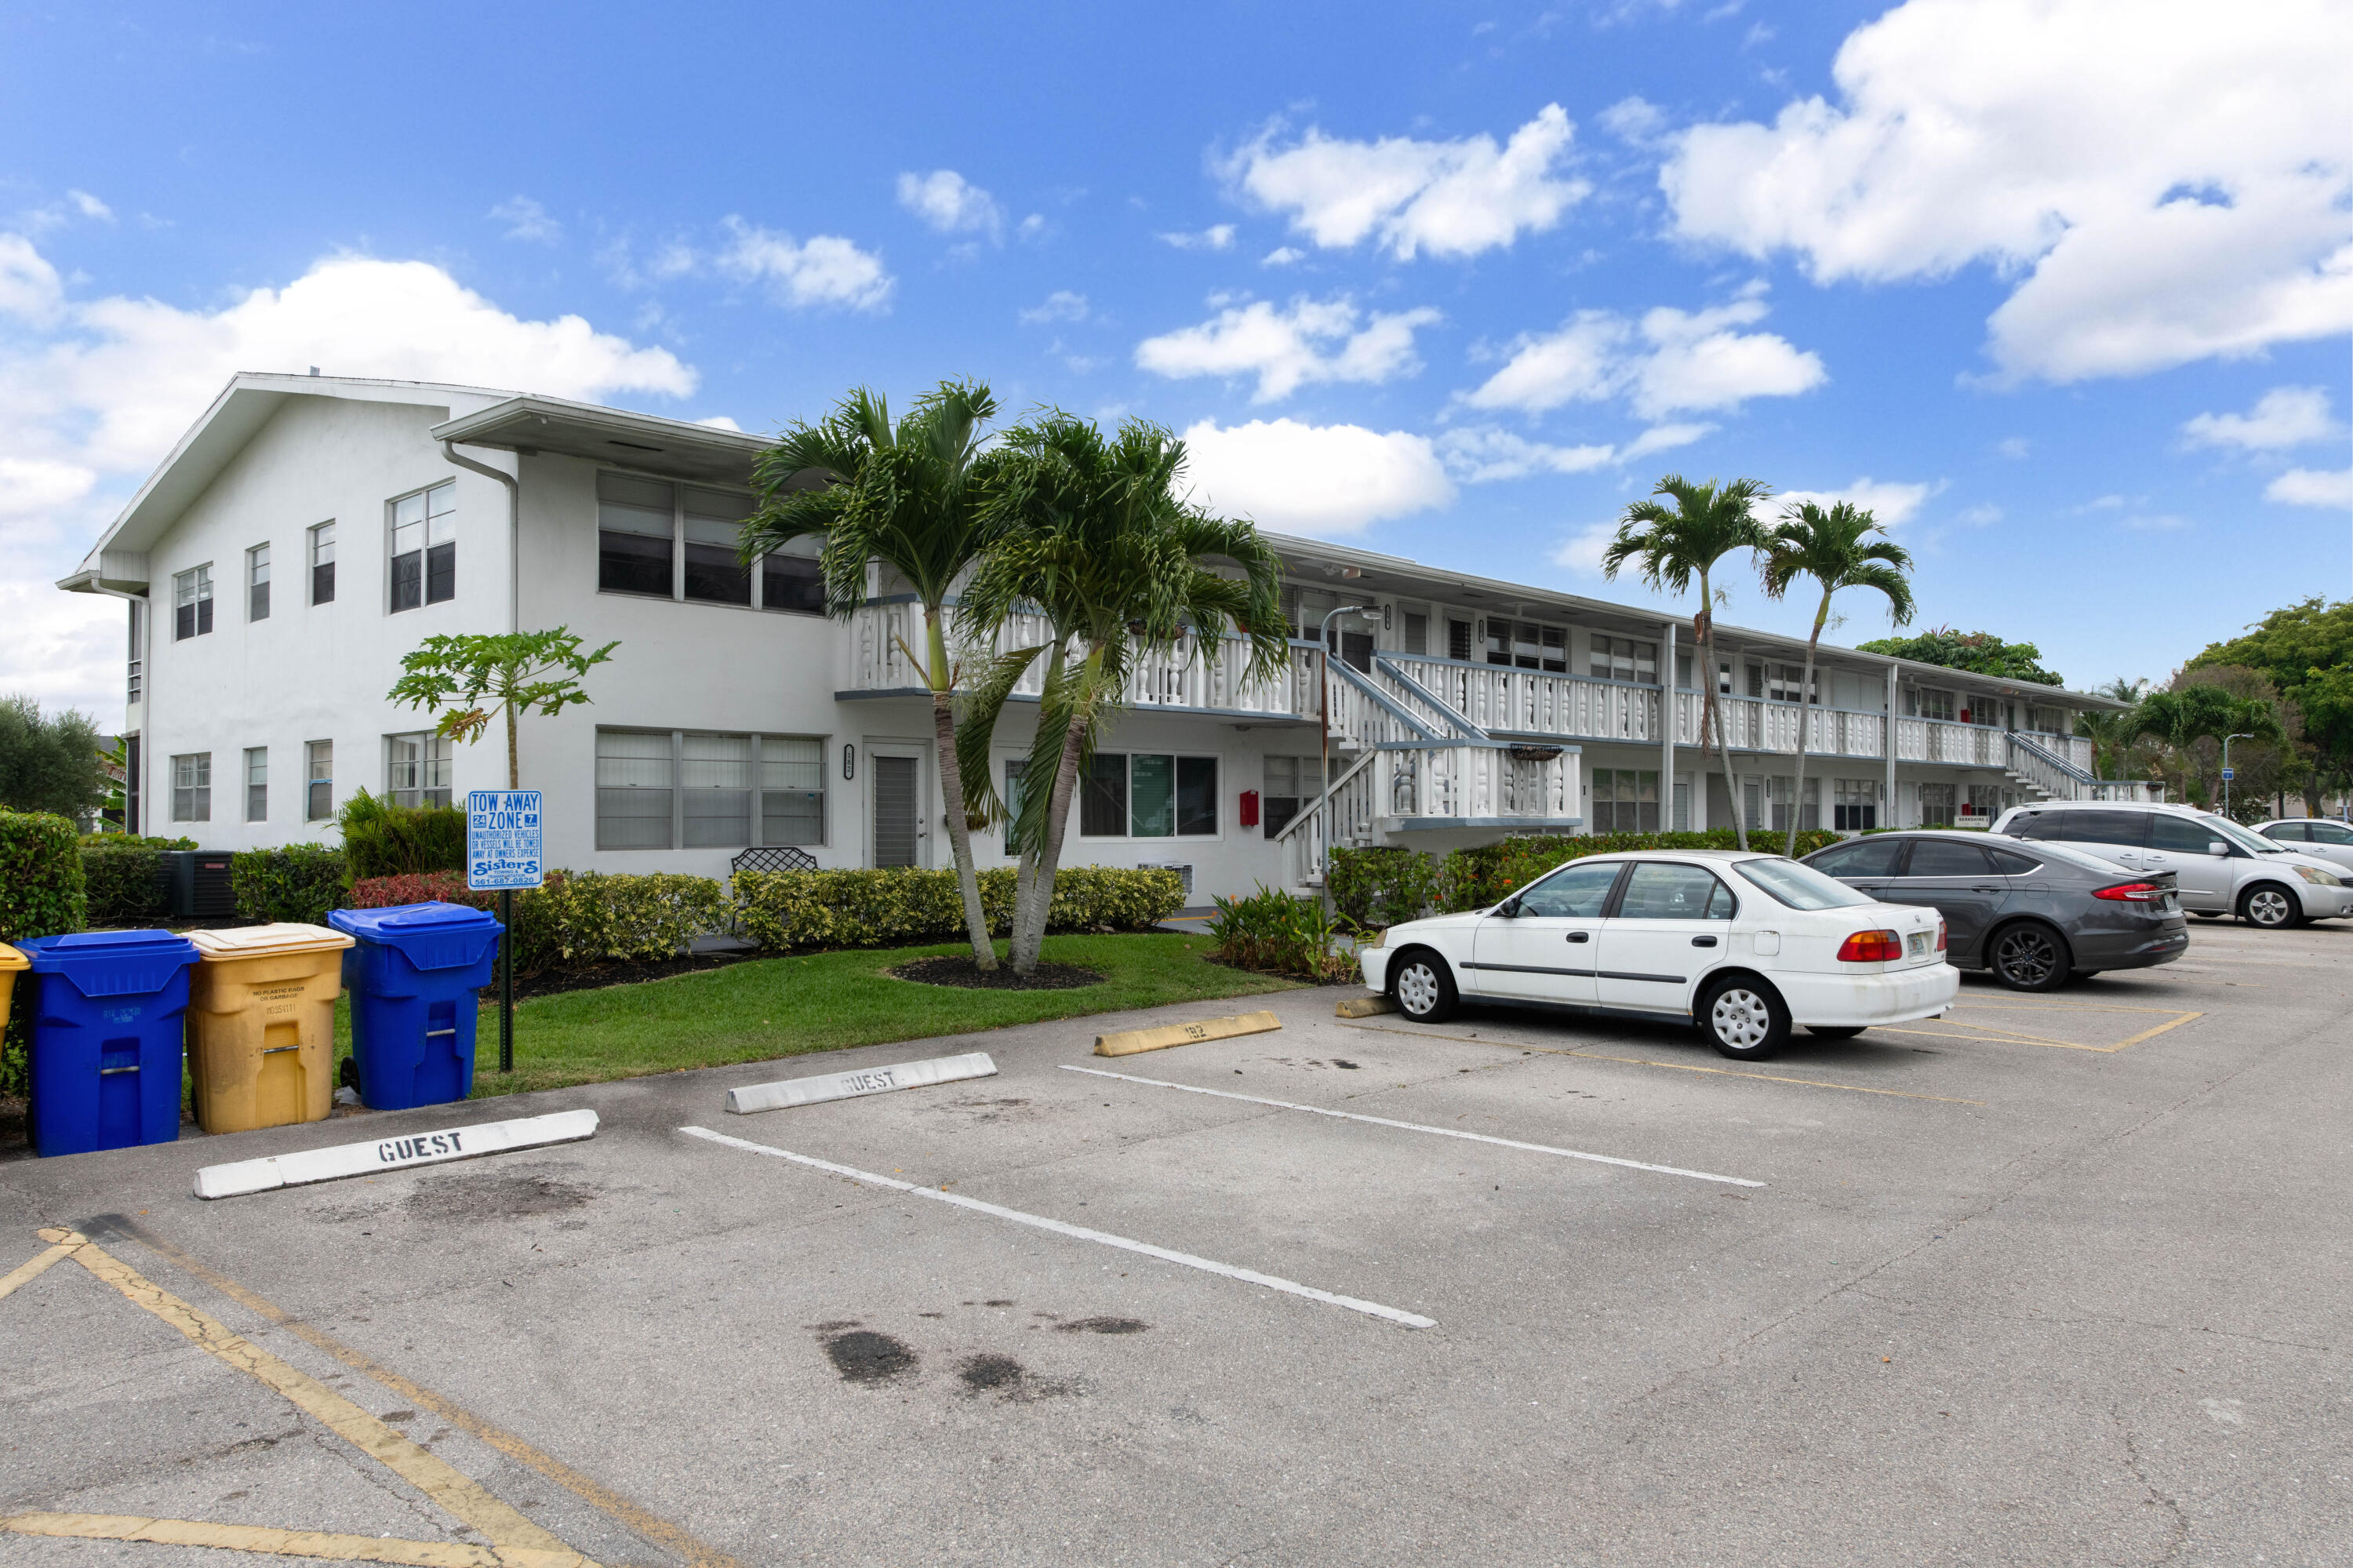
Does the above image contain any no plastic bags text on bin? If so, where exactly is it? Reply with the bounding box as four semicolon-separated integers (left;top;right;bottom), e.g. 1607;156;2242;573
16;929;200;1157
187;922;354;1135
328;902;503;1111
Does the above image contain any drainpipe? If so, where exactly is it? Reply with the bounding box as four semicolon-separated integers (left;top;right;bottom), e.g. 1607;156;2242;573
441;441;520;635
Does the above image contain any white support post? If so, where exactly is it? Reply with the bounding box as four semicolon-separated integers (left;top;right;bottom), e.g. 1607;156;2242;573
1884;664;1899;830
1660;620;1676;832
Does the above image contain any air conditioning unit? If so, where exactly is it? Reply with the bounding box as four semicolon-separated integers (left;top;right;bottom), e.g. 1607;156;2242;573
1144;863;1195;897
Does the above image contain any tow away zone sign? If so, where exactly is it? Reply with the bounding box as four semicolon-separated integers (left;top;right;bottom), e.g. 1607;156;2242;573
193;1108;599;1199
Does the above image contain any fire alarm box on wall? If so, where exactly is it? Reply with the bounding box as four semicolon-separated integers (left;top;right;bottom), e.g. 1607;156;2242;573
1238;789;1260;828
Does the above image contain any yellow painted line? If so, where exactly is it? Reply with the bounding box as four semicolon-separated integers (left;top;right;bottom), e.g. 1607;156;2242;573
0;1512;589;1566
1336;1020;1986;1105
35;1229;575;1559
0;1242;74;1301
1949;999;2194;1015
1878;1008;2203;1054
107;1217;746;1568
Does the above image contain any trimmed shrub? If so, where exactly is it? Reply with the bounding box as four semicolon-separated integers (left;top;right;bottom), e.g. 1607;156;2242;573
346;869;729;975
1206;886;1355;982
339;788;466;882
1324;847;1443;933
733;865;1185;952
79;833;196;850
231;844;347;926
2;809;88;1097
82;842;171;925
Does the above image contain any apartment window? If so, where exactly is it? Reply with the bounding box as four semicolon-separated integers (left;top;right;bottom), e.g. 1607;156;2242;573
1833;777;1879;832
1910;686;1955;722
1082;753;1218;839
171;752;211;822
1750;662;1819;704
1588;636;1658;685
386;731;453;809
1260;756;1324;839
762;737;826;846
305;740;333;821
1919;781;1958;828
598;474;676;596
1280;584;1337;642
1402;609;1429;657
242;544;271;621
682;733;754;847
762;539;826;615
1002;760;1027;856
390;481;456;611
684;487;754;606
1447;618;1475;661
596;729;675;849
1675;654;1692;689
126;601;143;704
173;565;213;640
244;747;267;822
1487;619;1568;673
309;522;336;605
1588;768;1660;834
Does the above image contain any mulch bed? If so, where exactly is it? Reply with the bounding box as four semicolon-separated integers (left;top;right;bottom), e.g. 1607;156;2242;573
886;955;1107;991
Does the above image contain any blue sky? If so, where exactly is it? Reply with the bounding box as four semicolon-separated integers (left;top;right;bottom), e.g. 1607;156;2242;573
2;0;2347;713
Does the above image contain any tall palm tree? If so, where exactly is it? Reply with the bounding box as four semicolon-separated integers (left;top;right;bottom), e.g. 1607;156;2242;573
2073;677;2148;780
958;412;1286;973
2124;683;2285;809
740;380;1002;970
1759;501;1915;855
1602;475;1772;849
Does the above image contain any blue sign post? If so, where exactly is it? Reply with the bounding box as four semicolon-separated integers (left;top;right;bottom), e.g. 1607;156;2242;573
467;790;543;1074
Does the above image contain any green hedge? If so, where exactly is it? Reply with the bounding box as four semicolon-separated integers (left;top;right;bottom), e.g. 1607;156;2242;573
733;864;1186;951
347;869;731;975
82;842;171;925
78;833;195;849
1329;828;1846;928
231;844;347;926
2;810;88;1097
339;789;466;881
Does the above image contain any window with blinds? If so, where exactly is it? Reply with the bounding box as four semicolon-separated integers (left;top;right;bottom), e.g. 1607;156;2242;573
598;474;675;597
683;487;753;605
1261;755;1323;838
1081;753;1218;838
390;482;455;611
386;732;452;809
1587;635;1657;684
682;733;753;846
762;737;826;845
1485;619;1568;672
596;729;827;850
597;729;677;849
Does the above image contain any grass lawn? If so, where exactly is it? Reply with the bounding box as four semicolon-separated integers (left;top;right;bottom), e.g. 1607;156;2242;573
330;933;1300;1101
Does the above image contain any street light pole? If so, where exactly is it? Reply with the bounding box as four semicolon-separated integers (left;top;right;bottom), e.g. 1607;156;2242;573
1318;603;1376;882
2221;732;2253;818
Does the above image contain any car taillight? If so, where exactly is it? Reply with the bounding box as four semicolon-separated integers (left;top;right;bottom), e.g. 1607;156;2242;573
1837;929;1904;962
1936;918;1947;951
2093;882;2162;903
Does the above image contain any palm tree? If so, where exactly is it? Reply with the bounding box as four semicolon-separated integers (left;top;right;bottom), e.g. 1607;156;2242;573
958;412;1286;973
1602;475;1772;849
2125;683;2285;809
740;380;1002;970
2073;677;2148;780
1758;501;1916;854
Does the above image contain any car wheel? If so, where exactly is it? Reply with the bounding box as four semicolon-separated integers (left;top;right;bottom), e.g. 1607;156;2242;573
2240;882;2302;930
1989;921;2071;991
1807;1025;1866;1039
1700;977;1791;1060
1389;948;1459;1023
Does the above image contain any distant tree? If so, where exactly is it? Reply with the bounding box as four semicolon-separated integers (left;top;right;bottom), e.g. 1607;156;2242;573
1853;627;2064;686
2126;678;2286;816
2189;598;2353;811
2073;678;2150;781
387;628;619;790
1758;501;1915;854
0;695;107;821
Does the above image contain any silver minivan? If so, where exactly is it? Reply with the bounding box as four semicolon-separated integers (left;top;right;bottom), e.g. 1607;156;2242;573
1991;801;2353;929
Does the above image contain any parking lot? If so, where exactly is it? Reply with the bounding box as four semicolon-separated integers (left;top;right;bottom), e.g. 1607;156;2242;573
5;920;2350;1567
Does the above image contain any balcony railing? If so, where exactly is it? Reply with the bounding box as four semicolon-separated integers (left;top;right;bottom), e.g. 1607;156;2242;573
1273;741;1585;886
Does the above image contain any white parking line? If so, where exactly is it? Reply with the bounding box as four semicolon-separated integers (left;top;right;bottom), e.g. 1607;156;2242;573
678;1126;1436;1330
1061;1064;1766;1188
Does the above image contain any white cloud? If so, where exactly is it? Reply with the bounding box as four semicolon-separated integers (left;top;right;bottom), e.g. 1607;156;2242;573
1262;246;1305;267
1660;0;2353;383
2119;511;2192;531
1597;96;1668;145
2267;467;2353;508
1438;421;1709;482
1226;104;1589;260
694;414;743;431
716;217;893;311
1020;289;1089;325
67;190;111;222
1016;213;1048;242
1136;296;1442;402
1957;503;2002;526
0;238;698;712
1160;224;1236;251
1550;521;1620;575
489;195;562;244
2182;386;2337;451
1181;417;1454;534
0;233;64;321
1768;477;1937;526
896;169;1004;241
1996;436;2032;460
1465;290;1823;417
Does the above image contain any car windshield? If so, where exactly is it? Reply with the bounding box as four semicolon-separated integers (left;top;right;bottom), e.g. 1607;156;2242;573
1736;857;1875;910
2199;815;2287;856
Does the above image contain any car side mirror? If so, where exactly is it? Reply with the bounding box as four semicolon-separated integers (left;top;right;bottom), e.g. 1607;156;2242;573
2206;842;2228;857
1495;898;1520;919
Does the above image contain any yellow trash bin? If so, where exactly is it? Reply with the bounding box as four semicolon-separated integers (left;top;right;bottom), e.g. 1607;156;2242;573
187;923;355;1135
0;941;24;1036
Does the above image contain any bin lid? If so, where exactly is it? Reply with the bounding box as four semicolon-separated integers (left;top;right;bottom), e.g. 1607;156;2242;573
17;929;201;989
189;922;355;959
0;941;24;973
329;901;504;940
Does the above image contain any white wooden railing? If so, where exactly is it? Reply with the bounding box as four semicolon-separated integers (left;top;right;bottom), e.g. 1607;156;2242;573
1382;652;1660;742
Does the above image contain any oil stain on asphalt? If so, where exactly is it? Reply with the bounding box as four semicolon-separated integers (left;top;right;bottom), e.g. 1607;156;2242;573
1055;1317;1148;1334
823;1328;919;1384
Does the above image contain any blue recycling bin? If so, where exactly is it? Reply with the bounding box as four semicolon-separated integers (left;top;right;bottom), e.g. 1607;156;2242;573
329;902;503;1110
17;929;201;1157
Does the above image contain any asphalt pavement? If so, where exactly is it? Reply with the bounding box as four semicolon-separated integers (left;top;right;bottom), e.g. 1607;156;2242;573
3;919;2348;1566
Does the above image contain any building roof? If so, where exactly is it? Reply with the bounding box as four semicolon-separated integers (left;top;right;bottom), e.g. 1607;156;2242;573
428;394;772;486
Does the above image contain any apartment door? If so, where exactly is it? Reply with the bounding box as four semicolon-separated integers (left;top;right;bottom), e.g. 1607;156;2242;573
868;745;929;868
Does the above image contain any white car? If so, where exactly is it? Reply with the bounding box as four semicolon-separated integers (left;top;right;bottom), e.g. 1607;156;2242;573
2253;817;2353;874
1358;849;1958;1061
1991;801;2353;929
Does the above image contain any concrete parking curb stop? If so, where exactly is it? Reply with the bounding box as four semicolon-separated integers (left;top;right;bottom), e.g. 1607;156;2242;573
1096;1010;1281;1057
192;1108;601;1199
724;1051;996;1114
1333;995;1395;1018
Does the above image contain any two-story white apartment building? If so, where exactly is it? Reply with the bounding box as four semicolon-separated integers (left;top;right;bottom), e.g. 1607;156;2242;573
59;373;2151;900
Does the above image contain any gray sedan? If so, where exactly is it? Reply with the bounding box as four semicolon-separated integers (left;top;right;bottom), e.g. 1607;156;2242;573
1802;831;2191;991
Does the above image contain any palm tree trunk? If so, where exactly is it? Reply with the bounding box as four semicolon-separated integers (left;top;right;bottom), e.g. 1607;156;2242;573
1787;606;1825;857
925;609;997;970
1010;645;1101;973
1009;641;1067;951
1700;571;1747;850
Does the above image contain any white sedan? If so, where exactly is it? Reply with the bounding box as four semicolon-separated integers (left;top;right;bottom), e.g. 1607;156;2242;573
1357;849;1958;1060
